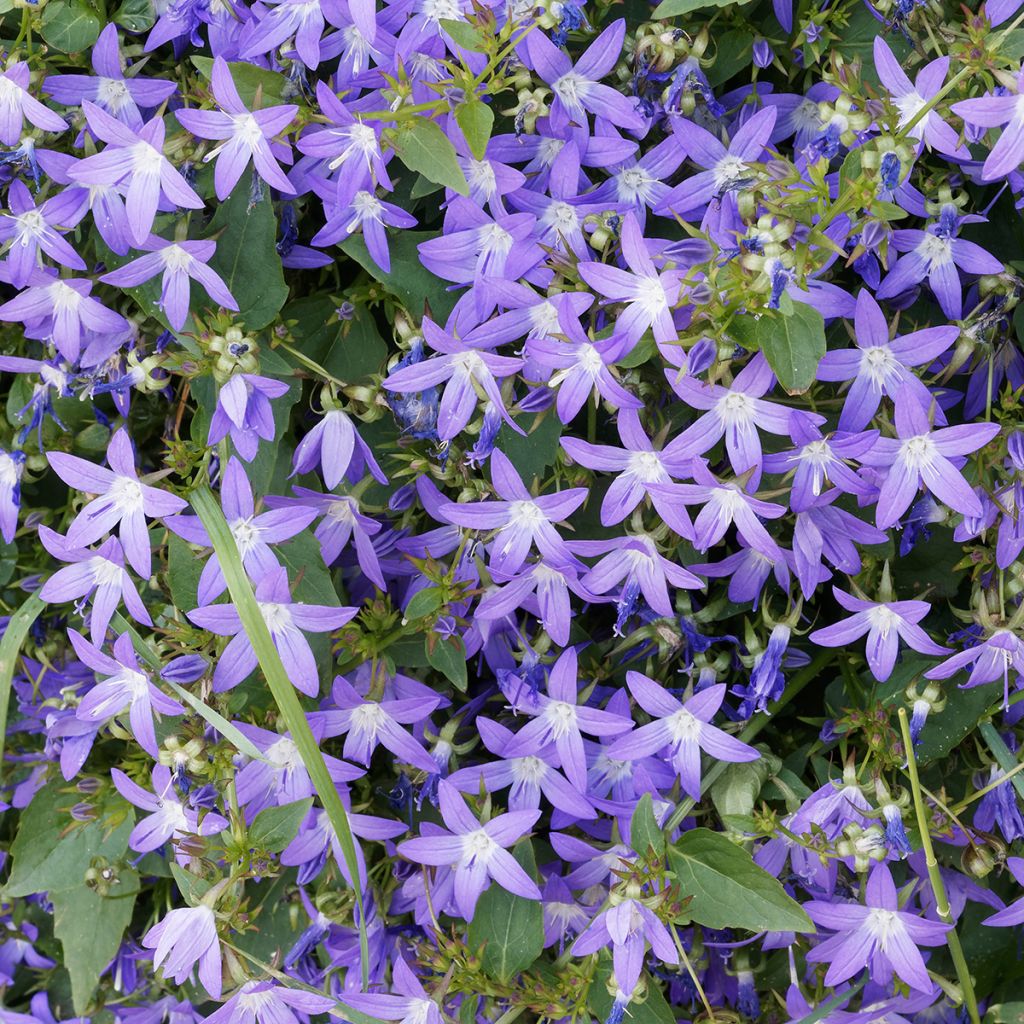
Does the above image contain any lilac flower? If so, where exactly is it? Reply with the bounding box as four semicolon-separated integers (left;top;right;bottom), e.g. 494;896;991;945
68;102;204;247
815;290;959;431
186;566;357;696
984;858;1024;926
396;780;542;921
99;236;237;331
0;63;67;144
608;675;759;799
202;981;334;1024
166;456;316;604
952;73;1024;181
37;528;151;642
439;450;586;574
975;764;1024;841
808;587;949;682
176;58;298;200
0;450;23;543
69;630;183;758
342;957;442;1024
860;386;1000;528
0;180;87;287
43;24;177;128
526;21;645;134
926;628;1024;709
208;373;291;461
291;408;387;488
311;188;417;271
47;427;187;578
239;0;339;69
142;906;222;999
805;862;950;992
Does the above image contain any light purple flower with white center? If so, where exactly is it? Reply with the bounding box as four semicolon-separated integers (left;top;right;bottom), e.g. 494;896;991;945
291;407;387;488
926;629;1024;709
396;780;542;921
142;905;222;999
0;179;87;287
37;527;152;642
666;353;821;487
587;136;686;228
0;62;67;145
648;460;786;558
815;289;959;431
204;981;335;1024
527;20;645;134
875;207;1004;319
68;102;204;247
175;58;297;201
342;957;442;1024
43;24;177;128
762;415;878;512
99;235;237;332
808;586;949;682
608;675;758;799
208;373;291;461
112;764;228;854
952;71;1024;181
47;427;187;579
311;188;417;272
983;858;1024;927
0;268;130;364
186;566;358;696
0;449;23;543
499;648;632;790
578;213;682;348
69;630;183;758
859;386;1001;528
447;716;597;820
657;107;777;217
166;456;316;604
381;318;524;441
805;862;950;992
571;898;679;1002
439;449;587;575
874;37;966;156
239;0;341;69
312;675;440;773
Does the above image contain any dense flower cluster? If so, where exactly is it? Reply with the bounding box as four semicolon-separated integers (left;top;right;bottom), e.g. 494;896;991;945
3;0;1024;1021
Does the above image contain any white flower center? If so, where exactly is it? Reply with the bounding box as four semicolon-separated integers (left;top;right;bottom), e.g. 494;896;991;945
233;113;265;148
916;233;953;268
98;78;133;113
553;72;588;110
508;500;544;529
628;450;665;483
110;475;144;512
867;604;899;636
666;707;701;744
633;276;668;318
230;516;260;555
713;154;749;191
265;736;301;771
512;755;547;784
466;159;496;195
259;602;293;633
866;908;902;950
618;167;655;203
461;828;497;863
544;700;577;737
161;245;193;273
900;433;937;472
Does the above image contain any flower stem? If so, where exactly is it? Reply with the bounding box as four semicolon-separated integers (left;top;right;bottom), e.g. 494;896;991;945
897;708;980;1024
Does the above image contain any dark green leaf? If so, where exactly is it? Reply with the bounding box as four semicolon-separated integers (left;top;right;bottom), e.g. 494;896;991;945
730;302;826;393
282;299;387;384
467;841;543;982
456;100;494;161
404;587;445;622
706;31;754;87
115;0;156;31
190;57;292;107
170;862;213;903
168;533;203;611
426;635;468;691
385;117;469;196
249;798;314;852
589;964;675;1024
630;793;665;858
652;0;753;18
0;592;45;767
41;0;101;53
986;1005;1024;1024
668;828;813;932
710;754;780;820
499;412;562;486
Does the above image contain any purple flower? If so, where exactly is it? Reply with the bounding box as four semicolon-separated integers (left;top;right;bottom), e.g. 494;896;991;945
70;630;183;758
47;427;187;578
99;236;237;331
239;0;340;69
342;957;442;1024
808;587;949;682
291;408;387;489
202;981;334;1024
0;450;24;543
0;62;67;145
0;180;87;287
952;73;1024;181
176;57;298;201
208;373;290;461
805;862;950;992
396;780;541;921
984;858;1024;926
311;188;417;272
608;675;759;799
926;628;1024;709
142;906;221;999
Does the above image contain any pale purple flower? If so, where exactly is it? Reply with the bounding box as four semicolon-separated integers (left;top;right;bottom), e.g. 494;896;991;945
396;780;541;921
239;0;339;69
311;188;417;271
808;587;949;682
186;566;357;697
291;408;387;488
100;236;237;331
208;373;291;461
342;957;442;1024
926;628;1024;709
608;675;759;799
142;905;222;999
984;858;1024;927
952;73;1024;181
0;450;24;543
805;862;950;992
176;58;297;201
0;179;87;287
203;981;334;1024
0;62;67;145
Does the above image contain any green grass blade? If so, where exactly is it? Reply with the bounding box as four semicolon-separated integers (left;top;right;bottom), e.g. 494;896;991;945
0;592;47;768
189;484;370;984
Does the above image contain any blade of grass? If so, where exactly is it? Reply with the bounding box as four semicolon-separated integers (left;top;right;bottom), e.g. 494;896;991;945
0;592;46;767
189;484;370;985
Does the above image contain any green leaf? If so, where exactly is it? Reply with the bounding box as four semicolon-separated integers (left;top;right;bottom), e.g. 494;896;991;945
115;0;156;31
276;530;339;607
706;31;754;87
915;681;1001;767
667;828;813;932
710;754;780;820
589;964;675;1024
189;485;370;985
41;0;102;52
630;793;665;858
426;635;468;691
439;18;486;50
54;866;139;1013
170;862;214;903
168;533;203;610
986;1005;1024;1024
730;302;826;393
190;57;292;107
0;592;45;767
385;117;469;196
207;177;289;330
249;798;314;852
652;0;753;18
404;587;445;623
281;300;387;384
467;842;544;982
456;100;494;161
499;412;562;486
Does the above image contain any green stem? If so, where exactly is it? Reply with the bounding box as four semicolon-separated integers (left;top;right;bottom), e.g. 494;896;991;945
978;721;1024;804
898;709;980;1024
190;483;371;987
